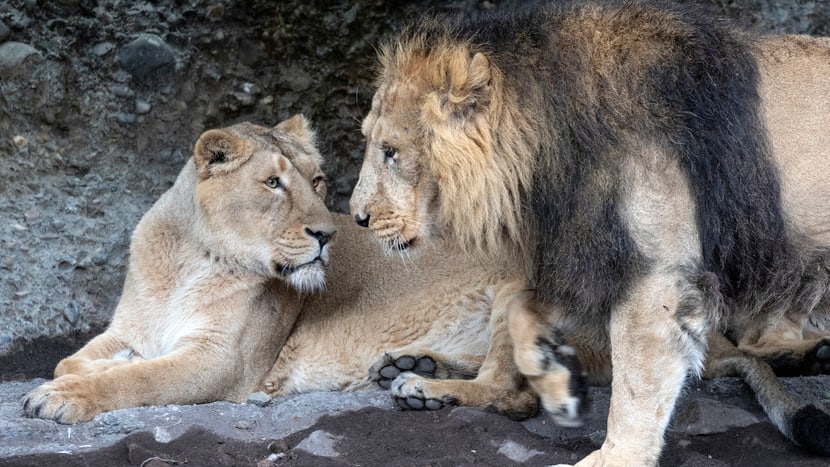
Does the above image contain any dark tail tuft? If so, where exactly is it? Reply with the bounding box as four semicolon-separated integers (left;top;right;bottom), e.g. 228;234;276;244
792;404;830;456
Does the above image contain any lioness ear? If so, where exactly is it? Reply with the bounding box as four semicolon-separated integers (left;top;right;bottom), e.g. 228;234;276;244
275;114;316;142
274;114;319;157
193;129;253;179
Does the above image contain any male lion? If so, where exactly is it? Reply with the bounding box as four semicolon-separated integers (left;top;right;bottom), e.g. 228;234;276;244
350;1;830;465
23;115;336;423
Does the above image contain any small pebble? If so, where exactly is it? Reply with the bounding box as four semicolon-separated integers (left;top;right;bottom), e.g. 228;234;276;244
135;100;151;114
246;391;272;407
63;300;80;325
206;4;225;20
91;42;114;56
113;112;136;124
111;84;134;98
12;135;27;149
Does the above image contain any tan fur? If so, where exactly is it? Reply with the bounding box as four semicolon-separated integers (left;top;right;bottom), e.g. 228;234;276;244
351;31;830;466
264;215;539;419
23;116;335;423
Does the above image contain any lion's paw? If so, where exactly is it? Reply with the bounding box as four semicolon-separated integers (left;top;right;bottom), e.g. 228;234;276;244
22;375;102;424
389;372;449;411
369;353;437;390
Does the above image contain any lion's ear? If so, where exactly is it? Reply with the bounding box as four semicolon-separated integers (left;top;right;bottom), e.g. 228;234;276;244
275;114;316;143
193;129;252;179
467;52;491;97
424;52;492;124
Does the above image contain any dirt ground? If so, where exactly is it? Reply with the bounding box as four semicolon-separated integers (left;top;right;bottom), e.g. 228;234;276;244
4;410;820;467
1;337;829;466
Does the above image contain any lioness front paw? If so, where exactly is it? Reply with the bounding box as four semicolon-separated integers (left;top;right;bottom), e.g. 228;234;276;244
23;375;102;424
389;373;449;411
369;353;437;390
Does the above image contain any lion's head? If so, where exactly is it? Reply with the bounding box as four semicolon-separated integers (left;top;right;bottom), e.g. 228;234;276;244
350;25;533;255
192;115;335;292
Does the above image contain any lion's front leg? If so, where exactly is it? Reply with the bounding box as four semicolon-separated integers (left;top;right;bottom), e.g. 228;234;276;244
574;271;718;467
23;343;232;424
508;294;593;426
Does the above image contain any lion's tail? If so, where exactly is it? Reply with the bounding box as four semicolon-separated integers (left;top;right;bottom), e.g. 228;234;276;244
710;335;830;456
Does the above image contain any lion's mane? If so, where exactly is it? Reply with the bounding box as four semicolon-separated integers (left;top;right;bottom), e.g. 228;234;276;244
379;1;820;323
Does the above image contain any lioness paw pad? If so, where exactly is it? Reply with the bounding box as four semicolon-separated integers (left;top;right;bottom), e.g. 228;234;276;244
389;372;450;411
811;339;830;374
370;353;437;389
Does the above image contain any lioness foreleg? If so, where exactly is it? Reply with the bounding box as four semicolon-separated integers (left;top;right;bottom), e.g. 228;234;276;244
53;333;142;378
24;341;233;424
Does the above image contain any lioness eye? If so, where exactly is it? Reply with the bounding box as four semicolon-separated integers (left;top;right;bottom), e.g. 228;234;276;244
382;146;397;161
265;176;283;189
312;176;325;188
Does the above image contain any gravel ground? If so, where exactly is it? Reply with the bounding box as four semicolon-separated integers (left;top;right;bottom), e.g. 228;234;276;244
1;374;829;465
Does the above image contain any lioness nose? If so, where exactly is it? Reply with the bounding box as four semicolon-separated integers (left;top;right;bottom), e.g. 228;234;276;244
305;227;333;247
354;213;369;227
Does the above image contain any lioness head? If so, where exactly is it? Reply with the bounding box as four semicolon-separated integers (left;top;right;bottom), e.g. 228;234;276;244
350;29;529;254
193;115;335;292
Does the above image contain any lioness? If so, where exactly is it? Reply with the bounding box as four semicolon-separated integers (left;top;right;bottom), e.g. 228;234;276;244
350;2;830;465
21;115;540;424
23;115;336;423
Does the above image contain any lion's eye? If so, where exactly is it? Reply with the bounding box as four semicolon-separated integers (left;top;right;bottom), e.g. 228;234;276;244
312;176;326;189
265;176;283;189
382;146;397;162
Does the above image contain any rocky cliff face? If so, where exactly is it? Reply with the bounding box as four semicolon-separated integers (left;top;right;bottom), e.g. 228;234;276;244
1;0;828;352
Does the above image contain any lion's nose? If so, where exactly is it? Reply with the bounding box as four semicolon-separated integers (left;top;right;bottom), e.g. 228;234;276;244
305;227;333;247
354;213;370;227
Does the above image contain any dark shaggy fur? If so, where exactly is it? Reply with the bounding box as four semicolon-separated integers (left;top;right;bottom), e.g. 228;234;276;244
417;0;804;322
792;404;830;456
